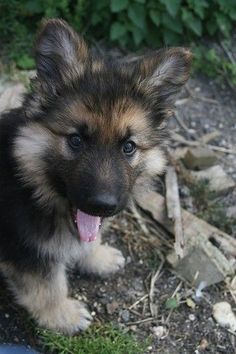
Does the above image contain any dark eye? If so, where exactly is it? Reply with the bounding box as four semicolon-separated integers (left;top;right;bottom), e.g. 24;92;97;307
68;134;81;149
123;140;136;156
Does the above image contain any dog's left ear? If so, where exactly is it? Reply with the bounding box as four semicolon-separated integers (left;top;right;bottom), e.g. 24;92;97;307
35;19;89;91
137;48;192;105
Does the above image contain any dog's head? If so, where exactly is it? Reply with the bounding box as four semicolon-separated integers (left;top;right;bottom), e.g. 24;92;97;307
14;19;191;241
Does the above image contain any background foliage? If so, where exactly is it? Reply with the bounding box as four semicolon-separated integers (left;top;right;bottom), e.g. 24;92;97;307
0;0;236;84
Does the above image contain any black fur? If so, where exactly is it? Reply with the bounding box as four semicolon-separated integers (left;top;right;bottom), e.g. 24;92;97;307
0;19;191;333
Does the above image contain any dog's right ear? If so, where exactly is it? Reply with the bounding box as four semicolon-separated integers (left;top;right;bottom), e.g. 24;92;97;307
35;19;89;91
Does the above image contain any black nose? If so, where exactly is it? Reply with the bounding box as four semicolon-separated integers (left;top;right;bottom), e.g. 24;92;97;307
87;193;118;216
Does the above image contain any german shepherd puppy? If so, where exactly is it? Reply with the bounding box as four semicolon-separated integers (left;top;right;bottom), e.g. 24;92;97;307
0;19;191;334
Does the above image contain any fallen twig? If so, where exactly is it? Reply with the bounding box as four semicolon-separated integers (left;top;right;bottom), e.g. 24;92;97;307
129;294;148;310
174;111;194;134
165;166;185;258
149;259;164;317
200;131;221;144
185;84;218;104
171;131;236;155
126;317;153;326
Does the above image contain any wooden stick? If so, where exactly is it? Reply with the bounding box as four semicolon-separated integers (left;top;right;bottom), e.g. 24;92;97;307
171;132;236;155
165;166;185;258
149;260;164;317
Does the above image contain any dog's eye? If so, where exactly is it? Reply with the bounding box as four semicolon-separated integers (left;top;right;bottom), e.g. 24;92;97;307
123;140;136;156
68;134;81;149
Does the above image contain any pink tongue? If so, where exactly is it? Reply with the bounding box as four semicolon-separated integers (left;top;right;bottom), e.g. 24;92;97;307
76;210;101;242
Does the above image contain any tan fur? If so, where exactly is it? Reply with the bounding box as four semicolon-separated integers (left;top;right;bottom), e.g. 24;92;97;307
13;124;61;207
0;262;91;334
3;19;192;335
67;100;151;144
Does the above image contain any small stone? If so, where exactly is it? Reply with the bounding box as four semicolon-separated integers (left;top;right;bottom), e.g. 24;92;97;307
126;256;132;264
130;325;137;332
189;314;195;321
199;338;209;350
5;313;10;318
106;301;119;315
182;147;217;170
91;311;96;317
186;298;196;309
226;206;236;219
152;326;168;338
213;301;236;331
120;309;130;323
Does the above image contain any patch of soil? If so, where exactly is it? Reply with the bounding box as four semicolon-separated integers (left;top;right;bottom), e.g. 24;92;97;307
0;209;236;354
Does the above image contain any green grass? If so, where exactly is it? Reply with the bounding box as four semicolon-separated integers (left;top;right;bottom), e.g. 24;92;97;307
38;324;148;354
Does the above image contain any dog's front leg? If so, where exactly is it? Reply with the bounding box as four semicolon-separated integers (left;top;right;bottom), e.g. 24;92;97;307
1;262;92;334
77;231;125;277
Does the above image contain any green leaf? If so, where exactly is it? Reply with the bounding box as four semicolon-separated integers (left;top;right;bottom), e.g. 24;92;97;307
182;9;202;36
215;13;231;37
131;25;144;45
16;54;35;70
25;0;43;14
91;13;101;25
187;0;208;19
134;0;146;3
229;9;236;21
162;13;183;34
160;0;181;17
163;29;180;45
110;22;127;40
206;19;217;36
110;0;129;13
149;9;160;26
165;297;179;310
128;3;146;29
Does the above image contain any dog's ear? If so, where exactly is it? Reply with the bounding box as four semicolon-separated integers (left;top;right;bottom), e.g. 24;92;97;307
137;48;192;105
35;19;89;90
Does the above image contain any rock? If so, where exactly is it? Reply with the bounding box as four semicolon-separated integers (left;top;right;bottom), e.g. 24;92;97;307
106;301;119;315
152;326;168;338
182;147;217;170
226;206;236;219
199;338;209;350
190;165;235;193
168;242;233;287
135;191;236;287
120;309;130;323
171;147;188;160
213;301;236;332
189;314;195;321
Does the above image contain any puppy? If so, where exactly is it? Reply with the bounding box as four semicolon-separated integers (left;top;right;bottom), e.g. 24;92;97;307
0;19;191;334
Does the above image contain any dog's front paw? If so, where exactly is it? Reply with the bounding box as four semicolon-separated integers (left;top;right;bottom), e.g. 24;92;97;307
81;245;125;277
37;299;92;335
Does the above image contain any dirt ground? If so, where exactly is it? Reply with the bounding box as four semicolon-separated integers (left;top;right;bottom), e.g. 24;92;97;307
0;72;236;354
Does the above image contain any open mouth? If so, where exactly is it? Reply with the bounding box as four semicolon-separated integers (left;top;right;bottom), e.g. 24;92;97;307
72;208;102;243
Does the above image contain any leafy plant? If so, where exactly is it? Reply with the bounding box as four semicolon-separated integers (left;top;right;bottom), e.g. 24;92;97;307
0;0;236;85
193;45;236;87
